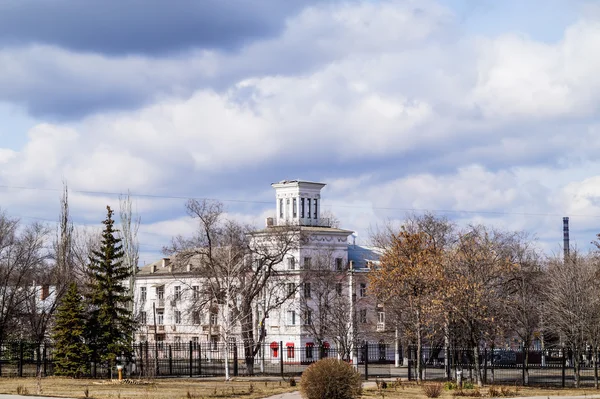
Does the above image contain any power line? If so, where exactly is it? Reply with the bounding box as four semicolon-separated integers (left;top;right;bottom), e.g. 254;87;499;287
1;183;599;219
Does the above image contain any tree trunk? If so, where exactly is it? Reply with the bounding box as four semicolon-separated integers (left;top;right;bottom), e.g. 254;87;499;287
573;347;580;388
416;308;423;382
594;346;598;390
473;345;482;387
524;347;529;386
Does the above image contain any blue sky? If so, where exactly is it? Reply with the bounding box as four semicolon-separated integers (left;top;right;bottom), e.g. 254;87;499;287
0;0;599;263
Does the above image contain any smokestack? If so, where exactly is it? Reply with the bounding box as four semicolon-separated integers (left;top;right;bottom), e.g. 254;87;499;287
563;217;570;261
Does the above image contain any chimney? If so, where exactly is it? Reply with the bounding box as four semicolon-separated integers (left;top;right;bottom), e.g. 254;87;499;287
186;264;191;272
151;264;157;273
162;258;170;268
40;285;49;301
266;217;274;227
563;217;570;261
349;260;354;270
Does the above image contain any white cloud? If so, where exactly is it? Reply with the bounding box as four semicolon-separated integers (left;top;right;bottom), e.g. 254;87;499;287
1;0;600;256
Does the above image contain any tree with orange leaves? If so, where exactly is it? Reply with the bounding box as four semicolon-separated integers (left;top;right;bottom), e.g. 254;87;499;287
369;228;444;381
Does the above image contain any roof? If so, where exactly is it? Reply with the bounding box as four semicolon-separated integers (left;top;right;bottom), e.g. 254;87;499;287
271;180;326;189
137;256;202;277
348;245;383;270
250;225;354;236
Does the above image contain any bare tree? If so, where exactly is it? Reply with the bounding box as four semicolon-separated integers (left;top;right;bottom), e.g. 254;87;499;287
119;192;140;315
544;250;597;388
443;226;517;387
0;213;50;342
165;199;300;376
503;235;543;385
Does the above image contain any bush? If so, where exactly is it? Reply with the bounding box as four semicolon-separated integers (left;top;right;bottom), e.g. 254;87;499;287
422;383;443;398
444;381;458;390
300;358;362;399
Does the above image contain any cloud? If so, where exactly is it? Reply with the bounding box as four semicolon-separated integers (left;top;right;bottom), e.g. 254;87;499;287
0;0;313;55
1;0;600;259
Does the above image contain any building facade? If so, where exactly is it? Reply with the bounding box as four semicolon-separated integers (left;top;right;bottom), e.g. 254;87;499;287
132;180;388;357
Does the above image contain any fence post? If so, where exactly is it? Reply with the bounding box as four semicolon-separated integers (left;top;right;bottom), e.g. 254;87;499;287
198;342;202;377
18;341;24;377
280;341;284;378
233;342;238;377
562;348;566;388
36;343;41;376
483;347;487;385
188;342;192;378
364;343;369;381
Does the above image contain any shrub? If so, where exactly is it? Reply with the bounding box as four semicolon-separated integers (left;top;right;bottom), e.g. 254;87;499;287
300;358;362;399
422;383;443;398
463;381;475;389
290;377;297;387
444;381;458;390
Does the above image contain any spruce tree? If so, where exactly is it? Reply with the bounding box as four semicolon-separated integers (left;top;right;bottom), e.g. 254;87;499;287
87;206;134;373
52;282;90;377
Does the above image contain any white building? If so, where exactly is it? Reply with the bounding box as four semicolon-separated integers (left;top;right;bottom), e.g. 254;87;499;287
132;180;386;357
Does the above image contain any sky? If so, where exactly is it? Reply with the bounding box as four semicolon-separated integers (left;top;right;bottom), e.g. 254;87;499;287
1;0;599;263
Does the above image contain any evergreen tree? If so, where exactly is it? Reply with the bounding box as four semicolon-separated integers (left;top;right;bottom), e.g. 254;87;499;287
87;206;134;373
52;282;90;377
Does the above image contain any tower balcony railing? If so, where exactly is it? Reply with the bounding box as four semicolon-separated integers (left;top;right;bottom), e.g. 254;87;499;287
266;216;332;228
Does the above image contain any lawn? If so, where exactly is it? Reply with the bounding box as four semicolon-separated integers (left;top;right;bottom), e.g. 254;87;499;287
362;380;600;398
2;377;600;399
0;377;298;399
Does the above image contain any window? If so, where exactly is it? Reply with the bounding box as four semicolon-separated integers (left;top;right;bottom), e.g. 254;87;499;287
287;257;296;270
287;310;296;325
174;310;181;324
156;286;164;300
314;199;318;219
192;286;199;299
192;336;199;349
378;310;385;324
286;198;290;219
192;311;201;325
209;309;218;325
359;283;367;297
359;309;367;324
293;198;297;218
304;257;312;269
210;335;219;351
140;311;147;325
174;286;181;300
304;309;312;325
279;198;284;218
307;199;311;219
157;310;164;325
140;287;147;301
335;258;343;271
303;282;311;298
287;283;295;296
174;336;182;348
287;344;295;359
301;198;305;218
336;283;343;296
306;343;314;359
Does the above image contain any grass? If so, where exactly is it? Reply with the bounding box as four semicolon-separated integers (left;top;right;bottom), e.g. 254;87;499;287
362;381;600;398
0;377;297;399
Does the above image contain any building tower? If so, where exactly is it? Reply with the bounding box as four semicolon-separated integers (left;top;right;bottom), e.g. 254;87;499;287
271;180;327;227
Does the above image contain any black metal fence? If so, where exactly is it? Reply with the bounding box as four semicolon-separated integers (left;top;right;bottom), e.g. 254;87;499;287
1;341;599;387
